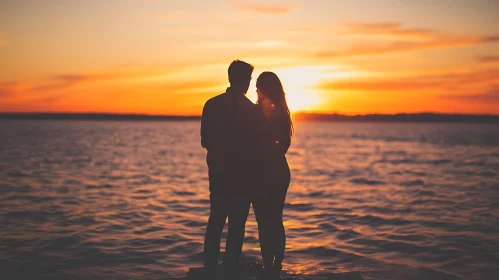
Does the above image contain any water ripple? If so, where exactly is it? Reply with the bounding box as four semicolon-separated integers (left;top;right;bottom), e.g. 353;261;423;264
0;121;498;280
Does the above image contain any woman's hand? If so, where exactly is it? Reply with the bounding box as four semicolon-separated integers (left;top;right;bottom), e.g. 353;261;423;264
260;97;275;119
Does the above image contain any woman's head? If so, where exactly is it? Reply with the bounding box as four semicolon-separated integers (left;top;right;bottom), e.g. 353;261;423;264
256;72;284;105
256;71;294;137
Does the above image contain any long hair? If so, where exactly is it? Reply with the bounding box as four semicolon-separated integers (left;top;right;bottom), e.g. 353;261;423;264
256;71;294;138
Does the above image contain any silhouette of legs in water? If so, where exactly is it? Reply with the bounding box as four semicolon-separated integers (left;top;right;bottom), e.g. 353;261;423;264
204;194;226;276
223;198;251;276
203;194;250;277
253;184;289;276
272;209;286;270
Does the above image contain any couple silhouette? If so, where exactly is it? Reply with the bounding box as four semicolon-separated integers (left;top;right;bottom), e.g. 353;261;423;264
201;60;293;280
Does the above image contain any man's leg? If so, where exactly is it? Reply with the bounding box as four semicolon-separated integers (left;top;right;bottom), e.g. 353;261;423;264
223;195;251;270
204;193;228;277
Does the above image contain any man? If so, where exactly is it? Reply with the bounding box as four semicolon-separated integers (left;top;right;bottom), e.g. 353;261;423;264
201;60;258;278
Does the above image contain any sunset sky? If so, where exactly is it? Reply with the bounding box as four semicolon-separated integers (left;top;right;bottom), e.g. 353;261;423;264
1;0;498;115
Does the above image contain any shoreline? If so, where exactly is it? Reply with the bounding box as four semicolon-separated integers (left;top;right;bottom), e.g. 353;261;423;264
1;112;499;123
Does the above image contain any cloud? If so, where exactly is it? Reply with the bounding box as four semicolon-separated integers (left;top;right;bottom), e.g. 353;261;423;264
316;22;499;58
321;79;441;92
319;69;499;92
318;36;499;58
0;63;227;109
32;79;222;105
291;22;436;39
476;55;499;64
15;67;179;93
0;32;5;47
287;26;324;34
0;69;163;103
0;60;233;114
157;80;224;94
29;74;113;92
0;82;33;96
440;87;499;103
232;3;292;14
337;22;436;40
195;40;288;49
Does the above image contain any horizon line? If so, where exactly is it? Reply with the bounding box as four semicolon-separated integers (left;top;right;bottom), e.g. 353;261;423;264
1;111;499;117
1;112;499;124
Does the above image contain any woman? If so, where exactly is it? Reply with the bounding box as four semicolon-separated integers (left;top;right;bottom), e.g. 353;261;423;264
253;71;293;280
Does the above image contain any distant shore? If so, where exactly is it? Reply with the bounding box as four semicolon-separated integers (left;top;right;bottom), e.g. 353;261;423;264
1;112;499;123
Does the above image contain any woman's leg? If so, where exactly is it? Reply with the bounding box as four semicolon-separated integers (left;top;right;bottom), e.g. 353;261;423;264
253;196;274;269
272;190;287;269
272;166;290;270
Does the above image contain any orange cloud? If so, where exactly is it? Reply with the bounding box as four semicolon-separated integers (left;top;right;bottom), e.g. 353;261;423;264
476;55;499;64
317;23;499;58
0;82;32;97
440;87;499;104
319;69;499;92
232;3;292;14
160;80;222;93
32;79;222;106
290;22;434;39
195;40;288;49
322;79;441;92
2;67;178;94
2;70;221;96
337;22;436;40
318;36;499;58
0;63;227;115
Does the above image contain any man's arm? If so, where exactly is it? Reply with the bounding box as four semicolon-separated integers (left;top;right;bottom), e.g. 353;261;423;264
201;100;213;149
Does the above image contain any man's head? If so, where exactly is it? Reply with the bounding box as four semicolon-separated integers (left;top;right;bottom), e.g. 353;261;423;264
228;60;254;94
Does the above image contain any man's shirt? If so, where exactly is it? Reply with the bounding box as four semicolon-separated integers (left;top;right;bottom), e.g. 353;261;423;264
201;88;261;195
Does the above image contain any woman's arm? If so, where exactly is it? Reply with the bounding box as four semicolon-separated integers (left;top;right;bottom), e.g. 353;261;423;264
273;114;291;156
275;133;291;156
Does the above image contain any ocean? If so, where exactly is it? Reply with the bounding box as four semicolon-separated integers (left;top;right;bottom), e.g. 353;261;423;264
0;120;498;280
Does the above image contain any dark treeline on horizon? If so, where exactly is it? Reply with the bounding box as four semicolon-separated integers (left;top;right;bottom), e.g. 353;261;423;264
0;113;201;121
1;112;499;123
295;113;499;123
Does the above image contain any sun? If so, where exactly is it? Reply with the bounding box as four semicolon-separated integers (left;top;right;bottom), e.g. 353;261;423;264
248;65;354;113
276;68;323;112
